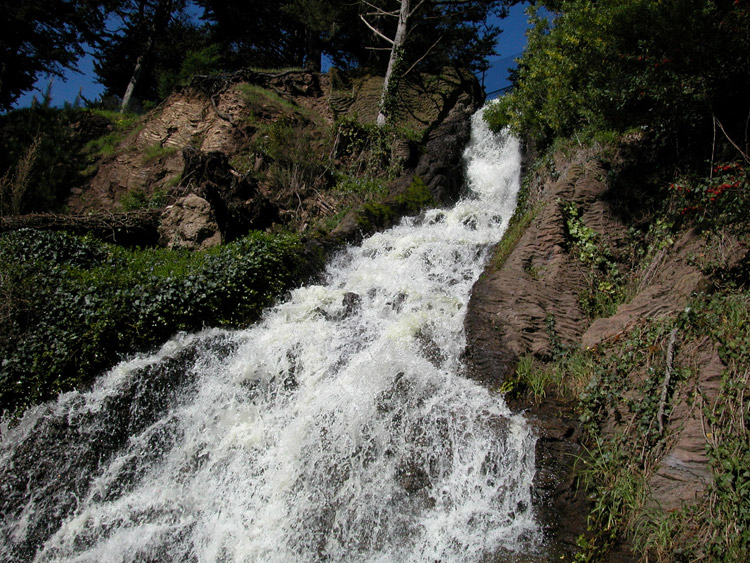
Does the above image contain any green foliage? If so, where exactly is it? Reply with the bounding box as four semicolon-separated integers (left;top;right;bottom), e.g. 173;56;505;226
263;118;329;194
0;136;40;216
0;107;124;213
489;1;750;159
394;176;433;213
157;44;222;99
563;292;750;561
670;162;749;233
681;292;750;561
142;142;178;163
355;175;431;231
356;201;396;229
332;173;387;200
334;117;397;177
80;110;142;173
500;345;596;405
482;95;514;133
491;203;538;271
119;187;167;211
574;439;649;561
239;83;299;115
561;200;625;318
93;4;211;109
0;229;307;416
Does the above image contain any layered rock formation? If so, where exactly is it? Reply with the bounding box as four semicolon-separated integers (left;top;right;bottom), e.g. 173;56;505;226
59;68;482;250
464;138;745;560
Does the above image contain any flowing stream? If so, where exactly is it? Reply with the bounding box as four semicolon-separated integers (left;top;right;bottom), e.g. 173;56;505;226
1;109;537;562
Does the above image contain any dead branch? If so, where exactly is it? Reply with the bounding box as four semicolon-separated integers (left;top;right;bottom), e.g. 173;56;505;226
657;328;679;435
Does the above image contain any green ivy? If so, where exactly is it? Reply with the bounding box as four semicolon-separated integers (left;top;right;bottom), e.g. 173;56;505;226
0;229;307;417
486;0;750;161
560;200;625;318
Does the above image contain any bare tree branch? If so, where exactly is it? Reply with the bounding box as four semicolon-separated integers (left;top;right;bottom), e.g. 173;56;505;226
362;0;398;16
360;13;395;45
401;34;444;78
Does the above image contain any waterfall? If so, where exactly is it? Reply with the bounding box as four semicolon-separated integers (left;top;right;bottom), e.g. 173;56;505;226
0;109;538;562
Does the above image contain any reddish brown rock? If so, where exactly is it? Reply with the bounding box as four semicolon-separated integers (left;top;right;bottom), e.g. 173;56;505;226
582;229;710;349
463;137;736;560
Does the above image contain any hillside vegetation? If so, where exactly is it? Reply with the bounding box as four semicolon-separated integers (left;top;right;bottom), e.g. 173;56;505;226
0;67;481;417
480;1;749;560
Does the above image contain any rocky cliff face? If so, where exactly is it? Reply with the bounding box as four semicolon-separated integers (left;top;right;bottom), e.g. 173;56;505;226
464;136;747;560
63;68;482;250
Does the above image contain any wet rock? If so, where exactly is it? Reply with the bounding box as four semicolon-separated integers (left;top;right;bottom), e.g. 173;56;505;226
414;328;446;368
396;460;431;493
341;292;362;318
387;292;407;313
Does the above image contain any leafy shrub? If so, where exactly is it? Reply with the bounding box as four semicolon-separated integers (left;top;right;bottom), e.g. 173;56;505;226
670;162;749;233
0;108;107;213
0;229;307;416
333;117;404;177
561;201;625;318
488;0;750;160
119;186;168;211
264;118;329;194
157;44;223;99
332;173;387;200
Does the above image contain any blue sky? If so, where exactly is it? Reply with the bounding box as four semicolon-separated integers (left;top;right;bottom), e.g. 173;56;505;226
484;2;536;97
14;2;535;108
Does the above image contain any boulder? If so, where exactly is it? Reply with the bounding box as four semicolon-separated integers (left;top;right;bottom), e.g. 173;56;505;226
159;194;221;250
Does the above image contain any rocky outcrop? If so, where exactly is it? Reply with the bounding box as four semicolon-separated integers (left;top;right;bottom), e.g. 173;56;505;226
465;149;626;386
159;194;221;250
464;137;743;560
61;68;483;250
465;147;622;556
331;71;484;242
581;229;709;349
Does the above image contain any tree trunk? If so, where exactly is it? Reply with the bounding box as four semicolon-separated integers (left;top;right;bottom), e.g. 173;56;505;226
376;0;410;127
120;51;149;112
120;0;173;112
304;27;322;72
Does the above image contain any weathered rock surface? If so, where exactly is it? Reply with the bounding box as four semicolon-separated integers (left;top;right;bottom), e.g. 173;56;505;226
330;70;484;242
464;138;739;560
647;343;723;511
581;229;709;349
464;148;623;557
466;151;624;387
159;194;221;250
61;68;483;249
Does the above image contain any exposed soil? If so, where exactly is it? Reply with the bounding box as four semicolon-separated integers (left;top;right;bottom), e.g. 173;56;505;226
61;68;482;250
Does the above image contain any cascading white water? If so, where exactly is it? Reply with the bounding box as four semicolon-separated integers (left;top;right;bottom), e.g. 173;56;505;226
0;108;538;562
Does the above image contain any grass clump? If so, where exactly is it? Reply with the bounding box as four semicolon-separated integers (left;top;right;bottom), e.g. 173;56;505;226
239;83;298;116
142;142;178;164
119;186;168;211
